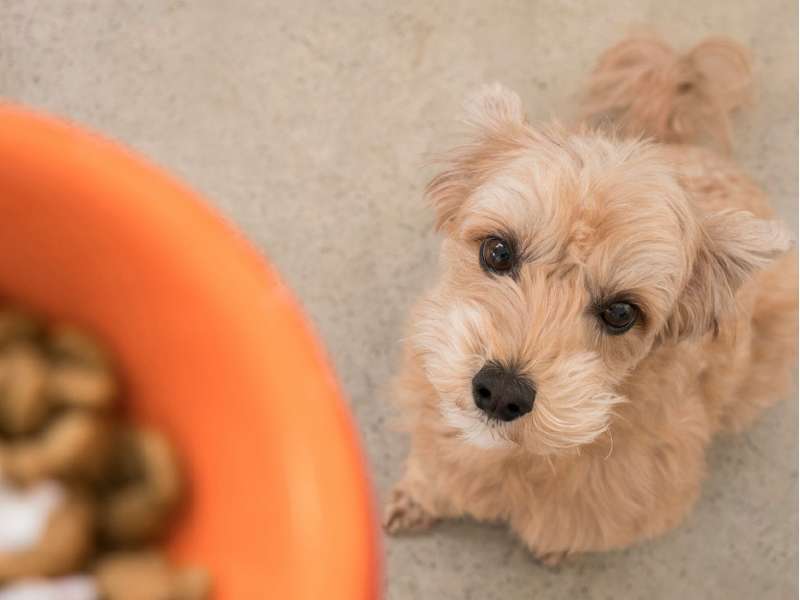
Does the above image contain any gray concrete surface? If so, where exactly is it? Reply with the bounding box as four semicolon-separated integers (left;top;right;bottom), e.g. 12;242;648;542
1;1;797;598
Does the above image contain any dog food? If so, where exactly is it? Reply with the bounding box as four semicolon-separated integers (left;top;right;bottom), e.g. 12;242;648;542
0;310;211;600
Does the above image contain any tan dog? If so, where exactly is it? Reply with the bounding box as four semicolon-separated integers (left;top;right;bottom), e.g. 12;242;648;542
385;36;798;564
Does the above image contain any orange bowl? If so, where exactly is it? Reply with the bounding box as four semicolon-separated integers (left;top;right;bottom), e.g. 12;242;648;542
0;105;381;599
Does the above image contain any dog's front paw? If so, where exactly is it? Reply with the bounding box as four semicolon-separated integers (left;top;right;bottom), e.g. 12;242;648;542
384;486;438;534
533;550;582;567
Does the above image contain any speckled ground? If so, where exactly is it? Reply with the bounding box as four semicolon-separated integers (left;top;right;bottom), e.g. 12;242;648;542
1;1;796;598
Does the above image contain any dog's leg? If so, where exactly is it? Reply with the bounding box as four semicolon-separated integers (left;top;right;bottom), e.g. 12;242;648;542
720;253;799;434
384;452;454;534
384;485;438;534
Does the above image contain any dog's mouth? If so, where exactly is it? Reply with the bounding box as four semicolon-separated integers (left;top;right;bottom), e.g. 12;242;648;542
440;401;518;450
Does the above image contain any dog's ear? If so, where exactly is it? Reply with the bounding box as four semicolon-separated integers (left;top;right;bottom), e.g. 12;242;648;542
665;209;792;339
427;84;529;231
461;83;529;137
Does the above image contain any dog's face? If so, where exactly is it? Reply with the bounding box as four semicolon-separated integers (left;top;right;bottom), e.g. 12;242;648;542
412;85;790;455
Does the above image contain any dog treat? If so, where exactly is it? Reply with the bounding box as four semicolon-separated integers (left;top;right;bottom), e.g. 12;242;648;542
95;552;211;600
0;413;114;486
0;309;210;597
0;553;211;600
45;329;116;411
0;324;116;443
96;429;183;549
0;344;49;438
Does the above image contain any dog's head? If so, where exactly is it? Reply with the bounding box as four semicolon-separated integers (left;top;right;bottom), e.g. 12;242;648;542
413;84;791;455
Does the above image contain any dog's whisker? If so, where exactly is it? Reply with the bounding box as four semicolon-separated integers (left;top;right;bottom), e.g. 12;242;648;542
604;427;614;460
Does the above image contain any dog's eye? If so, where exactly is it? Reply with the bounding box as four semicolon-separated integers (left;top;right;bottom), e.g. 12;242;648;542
481;237;514;273
601;302;638;333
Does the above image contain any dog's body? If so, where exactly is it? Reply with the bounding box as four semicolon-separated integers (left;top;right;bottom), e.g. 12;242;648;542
386;37;798;562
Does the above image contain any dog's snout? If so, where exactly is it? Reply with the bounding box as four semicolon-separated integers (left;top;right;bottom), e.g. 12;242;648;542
472;365;535;422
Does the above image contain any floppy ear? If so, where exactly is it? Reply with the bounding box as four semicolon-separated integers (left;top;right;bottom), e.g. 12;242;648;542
426;84;529;231
665;209;793;339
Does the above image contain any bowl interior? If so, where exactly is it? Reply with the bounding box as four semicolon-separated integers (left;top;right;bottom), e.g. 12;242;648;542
0;106;380;600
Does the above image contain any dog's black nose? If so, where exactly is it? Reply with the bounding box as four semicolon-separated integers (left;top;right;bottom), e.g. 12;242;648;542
472;365;536;422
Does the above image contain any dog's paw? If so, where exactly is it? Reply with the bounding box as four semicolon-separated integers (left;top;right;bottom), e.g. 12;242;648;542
384;486;438;534
533;550;582;567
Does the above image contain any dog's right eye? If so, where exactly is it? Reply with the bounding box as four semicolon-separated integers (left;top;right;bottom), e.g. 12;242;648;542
481;237;514;273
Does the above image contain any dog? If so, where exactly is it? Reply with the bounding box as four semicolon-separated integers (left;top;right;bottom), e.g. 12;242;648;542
384;36;798;564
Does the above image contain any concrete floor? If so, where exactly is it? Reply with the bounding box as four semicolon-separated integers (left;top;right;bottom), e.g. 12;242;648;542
1;1;797;598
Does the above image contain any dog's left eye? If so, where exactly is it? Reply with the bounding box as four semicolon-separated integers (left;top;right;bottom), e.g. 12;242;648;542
601;302;638;333
481;237;514;273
